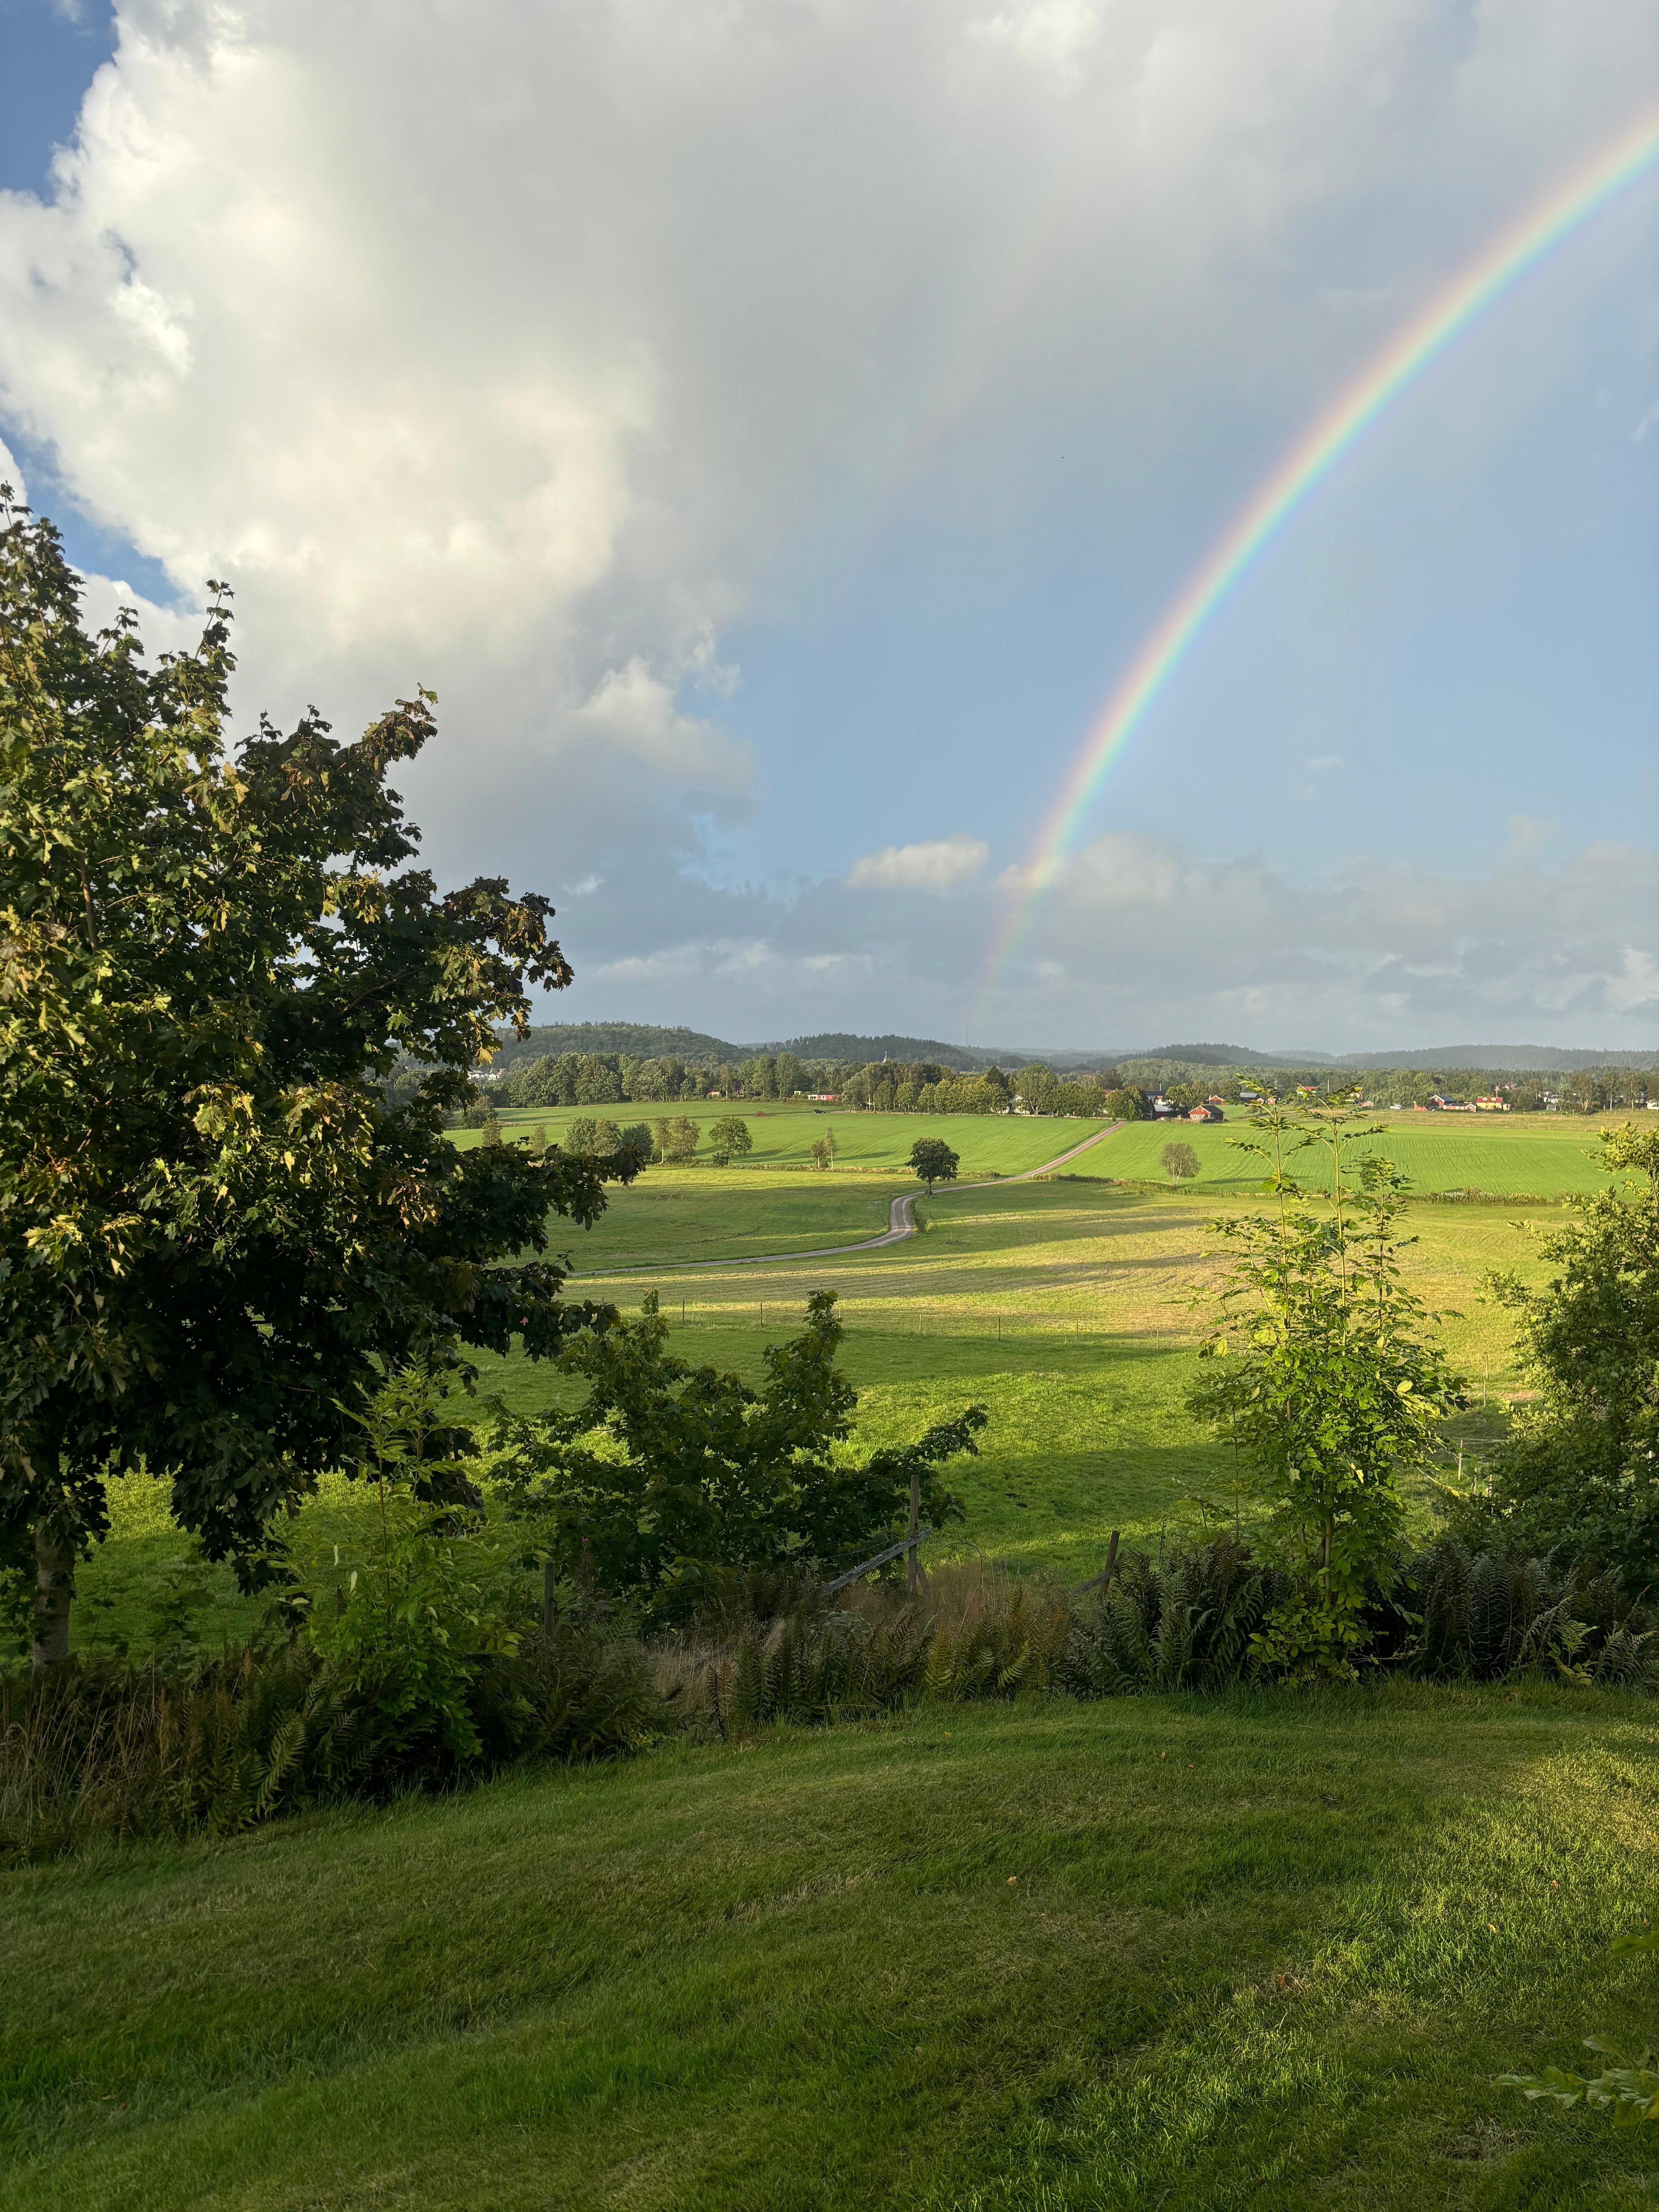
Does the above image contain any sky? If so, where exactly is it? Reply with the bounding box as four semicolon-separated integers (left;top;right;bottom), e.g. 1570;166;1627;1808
0;0;1656;1057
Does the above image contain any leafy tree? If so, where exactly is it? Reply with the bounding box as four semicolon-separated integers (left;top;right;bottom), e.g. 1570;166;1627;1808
563;1117;598;1155
809;1128;837;1170
655;1115;699;1164
1103;1087;1147;1121
478;1107;503;1147
1189;1104;1461;1679
1471;1125;1659;1585
775;1051;804;1099
708;1116;753;1167
909;1137;959;1192
1161;1140;1200;1183
495;1291;984;1618
0;499;637;1665
527;1125;547;1158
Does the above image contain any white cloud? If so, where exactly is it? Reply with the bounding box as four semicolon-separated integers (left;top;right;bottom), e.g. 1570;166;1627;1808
570;660;749;795
846;832;989;891
0;2;1650;1046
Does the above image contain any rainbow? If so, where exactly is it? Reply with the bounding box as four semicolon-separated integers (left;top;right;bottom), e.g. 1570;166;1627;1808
976;108;1659;1011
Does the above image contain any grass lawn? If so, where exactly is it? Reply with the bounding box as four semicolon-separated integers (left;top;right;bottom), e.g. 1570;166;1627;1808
6;1686;1659;2210
454;1099;1116;1177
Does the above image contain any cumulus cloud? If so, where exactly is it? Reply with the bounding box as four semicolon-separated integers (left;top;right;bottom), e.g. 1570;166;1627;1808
550;825;1659;1050
0;2;1651;1044
846;833;989;891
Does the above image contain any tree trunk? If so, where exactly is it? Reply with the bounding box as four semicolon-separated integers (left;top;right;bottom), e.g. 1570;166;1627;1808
31;1526;74;1669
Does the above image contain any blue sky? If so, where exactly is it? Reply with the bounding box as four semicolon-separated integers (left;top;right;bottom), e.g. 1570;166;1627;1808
1;0;1655;1054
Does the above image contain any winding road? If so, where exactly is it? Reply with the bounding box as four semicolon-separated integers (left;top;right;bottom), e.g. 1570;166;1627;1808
577;1122;1122;1275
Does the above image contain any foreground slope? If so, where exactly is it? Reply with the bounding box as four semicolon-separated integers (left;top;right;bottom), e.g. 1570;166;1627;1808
4;1688;1657;2210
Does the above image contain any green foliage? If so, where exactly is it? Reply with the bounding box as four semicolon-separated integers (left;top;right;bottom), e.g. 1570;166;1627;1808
0;497;635;1656
1190;1103;1462;1679
654;1115;700;1163
1474;1124;1659;1585
1103;1086;1147;1120
1501;1928;1659;2126
494;1292;982;1620
1066;1535;1286;1692
707;1115;753;1166
908;1137;959;1191
493;1612;667;1762
308;1368;519;1766
1160;1139;1200;1182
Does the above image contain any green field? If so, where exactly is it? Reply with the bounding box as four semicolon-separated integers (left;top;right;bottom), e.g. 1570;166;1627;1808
1095;1109;1625;1197
7;1686;1659;2210
68;1171;1564;1651
10;1107;1656;2209
455;1098;1115;1176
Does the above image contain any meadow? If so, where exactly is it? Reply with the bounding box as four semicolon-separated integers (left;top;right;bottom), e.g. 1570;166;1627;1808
1096;1108;1620;1197
454;1097;1116;1176
67;1113;1589;1649
11;1109;1654;2212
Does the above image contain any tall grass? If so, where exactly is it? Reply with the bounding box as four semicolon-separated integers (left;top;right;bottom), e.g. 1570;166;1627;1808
8;1535;1656;1862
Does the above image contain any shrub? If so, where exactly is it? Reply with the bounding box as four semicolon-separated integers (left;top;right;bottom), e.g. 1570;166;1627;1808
1473;1124;1659;1587
495;1290;983;1622
1190;1103;1462;1678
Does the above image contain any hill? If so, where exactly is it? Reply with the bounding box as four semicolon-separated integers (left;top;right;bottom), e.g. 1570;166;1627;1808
1337;1044;1659;1072
6;1688;1648;2209
486;1024;1653;1080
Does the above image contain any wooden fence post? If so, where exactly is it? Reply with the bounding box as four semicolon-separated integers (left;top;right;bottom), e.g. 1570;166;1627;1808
907;1462;922;1594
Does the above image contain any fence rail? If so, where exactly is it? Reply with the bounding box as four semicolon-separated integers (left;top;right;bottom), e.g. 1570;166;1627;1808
631;1300;1111;1340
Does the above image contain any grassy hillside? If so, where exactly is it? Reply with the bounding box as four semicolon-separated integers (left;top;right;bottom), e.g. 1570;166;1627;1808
6;1687;1659;2210
12;1106;1652;2209
66;1173;1560;1654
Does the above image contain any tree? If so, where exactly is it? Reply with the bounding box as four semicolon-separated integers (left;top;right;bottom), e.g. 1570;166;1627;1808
909;1137;959;1193
1189;1104;1461;1679
1473;1125;1659;1585
528;1126;548;1157
1161;1140;1200;1183
708;1116;753;1167
655;1115;699;1164
809;1127;837;1170
0;499;639;1665
1103;1087;1147;1121
495;1291;985;1618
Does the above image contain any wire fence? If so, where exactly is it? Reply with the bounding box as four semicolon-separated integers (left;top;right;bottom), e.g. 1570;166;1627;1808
641;1298;1113;1341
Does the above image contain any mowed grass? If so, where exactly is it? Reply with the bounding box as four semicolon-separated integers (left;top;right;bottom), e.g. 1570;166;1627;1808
6;1687;1659;2211
1095;1110;1628;1197
454;1099;1115;1176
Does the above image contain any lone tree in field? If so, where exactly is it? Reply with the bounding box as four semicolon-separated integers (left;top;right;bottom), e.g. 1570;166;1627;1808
910;1138;959;1193
0;498;640;1666
707;1116;752;1167
1161;1140;1200;1183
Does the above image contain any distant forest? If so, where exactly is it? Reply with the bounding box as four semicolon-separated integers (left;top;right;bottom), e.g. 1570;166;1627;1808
484;1022;1655;1082
455;1022;1657;1121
